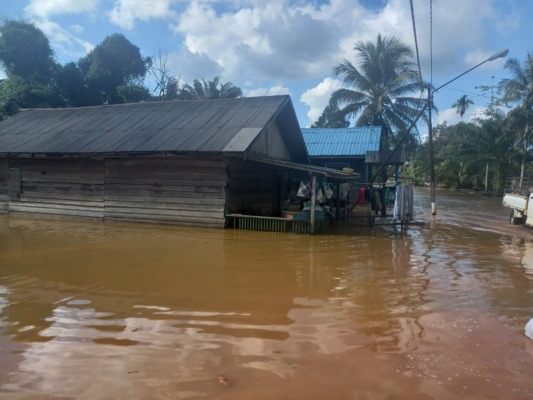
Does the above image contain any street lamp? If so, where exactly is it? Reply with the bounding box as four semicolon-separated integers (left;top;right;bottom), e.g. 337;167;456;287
427;48;509;215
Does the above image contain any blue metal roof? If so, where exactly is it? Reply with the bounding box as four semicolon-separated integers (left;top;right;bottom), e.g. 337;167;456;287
301;127;381;157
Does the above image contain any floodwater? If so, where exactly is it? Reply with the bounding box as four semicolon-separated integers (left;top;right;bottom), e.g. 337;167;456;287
0;188;532;400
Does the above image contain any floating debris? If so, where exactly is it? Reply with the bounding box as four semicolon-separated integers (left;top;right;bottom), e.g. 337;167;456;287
218;375;231;386
526;315;533;339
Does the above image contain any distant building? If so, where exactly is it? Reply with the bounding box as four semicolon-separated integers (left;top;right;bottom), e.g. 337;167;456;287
301;127;405;183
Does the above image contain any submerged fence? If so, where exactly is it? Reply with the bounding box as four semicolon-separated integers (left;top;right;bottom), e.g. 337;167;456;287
226;214;318;234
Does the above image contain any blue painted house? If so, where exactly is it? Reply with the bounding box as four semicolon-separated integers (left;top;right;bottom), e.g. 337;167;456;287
301;127;404;183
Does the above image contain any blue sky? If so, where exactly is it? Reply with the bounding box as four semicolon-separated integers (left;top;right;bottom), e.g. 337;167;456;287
1;0;531;130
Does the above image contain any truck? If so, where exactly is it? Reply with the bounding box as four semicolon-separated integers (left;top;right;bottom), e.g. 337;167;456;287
502;177;533;226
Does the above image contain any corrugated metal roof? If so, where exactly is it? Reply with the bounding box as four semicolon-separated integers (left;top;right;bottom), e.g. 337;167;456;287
0;95;309;162
301;127;381;157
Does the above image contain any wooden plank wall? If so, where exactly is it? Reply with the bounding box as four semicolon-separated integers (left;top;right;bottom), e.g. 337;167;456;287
104;157;227;227
8;158;105;218
226;160;288;216
249;123;291;161
0;159;8;214
2;156;227;227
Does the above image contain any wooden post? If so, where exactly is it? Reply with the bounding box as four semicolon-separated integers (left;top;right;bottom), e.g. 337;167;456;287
310;174;317;234
484;163;489;192
335;179;341;220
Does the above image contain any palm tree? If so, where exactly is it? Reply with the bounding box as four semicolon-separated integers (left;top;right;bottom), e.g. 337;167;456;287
179;77;242;100
330;34;427;142
470;110;516;192
452;95;474;119
498;52;533;185
311;102;349;128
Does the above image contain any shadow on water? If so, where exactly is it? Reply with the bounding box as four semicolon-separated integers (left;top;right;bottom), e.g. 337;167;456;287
0;187;532;399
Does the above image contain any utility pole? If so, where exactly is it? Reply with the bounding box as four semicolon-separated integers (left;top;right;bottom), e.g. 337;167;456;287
427;84;436;215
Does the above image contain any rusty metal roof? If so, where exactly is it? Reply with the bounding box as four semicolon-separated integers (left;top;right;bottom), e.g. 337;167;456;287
0;95;308;162
301;127;381;157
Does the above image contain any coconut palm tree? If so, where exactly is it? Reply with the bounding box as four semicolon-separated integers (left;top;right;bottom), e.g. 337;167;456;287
179;77;242;100
452;95;474;119
498;52;533;184
330;34;427;142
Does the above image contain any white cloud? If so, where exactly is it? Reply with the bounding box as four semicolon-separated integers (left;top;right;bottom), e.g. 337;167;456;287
166;48;222;83
434;104;488;126
15;0;514;127
464;49;508;71
300;77;342;127
409;0;498;77
33;19;94;60
172;0;342;83
24;0;100;18
167;0;503;89
245;86;291;97
107;0;176;30
434;107;461;126
21;0;507;83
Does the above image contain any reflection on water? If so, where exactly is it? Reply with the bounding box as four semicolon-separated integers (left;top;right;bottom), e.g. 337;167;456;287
0;188;532;399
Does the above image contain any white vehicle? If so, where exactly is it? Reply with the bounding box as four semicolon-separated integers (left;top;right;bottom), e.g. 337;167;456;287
502;177;533;225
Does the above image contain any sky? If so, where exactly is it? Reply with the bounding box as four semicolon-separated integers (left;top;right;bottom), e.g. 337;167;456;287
1;0;531;131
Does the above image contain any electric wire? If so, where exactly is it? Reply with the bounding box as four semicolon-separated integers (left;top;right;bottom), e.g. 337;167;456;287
430;0;433;88
409;0;423;82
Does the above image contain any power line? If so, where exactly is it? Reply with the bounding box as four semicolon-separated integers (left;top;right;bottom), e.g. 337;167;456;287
430;0;433;87
409;0;423;82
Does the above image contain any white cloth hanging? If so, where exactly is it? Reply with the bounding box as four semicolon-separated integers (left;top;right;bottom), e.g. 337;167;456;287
393;184;414;221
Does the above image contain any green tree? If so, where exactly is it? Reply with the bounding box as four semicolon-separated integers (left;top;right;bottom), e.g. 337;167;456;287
452;94;474;119
0;20;62;117
179;77;242;100
498;52;533;184
431;122;475;187
412;111;518;191
469;109;517;191
56;62;87;107
311;103;349;128
330;34;427;142
0;20;57;80
117;84;151;103
165;77;179;101
78;33;151;105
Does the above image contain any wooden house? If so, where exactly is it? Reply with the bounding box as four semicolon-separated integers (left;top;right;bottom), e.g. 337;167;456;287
0;95;350;229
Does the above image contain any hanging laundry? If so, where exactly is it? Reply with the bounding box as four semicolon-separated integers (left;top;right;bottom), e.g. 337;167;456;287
356;186;366;205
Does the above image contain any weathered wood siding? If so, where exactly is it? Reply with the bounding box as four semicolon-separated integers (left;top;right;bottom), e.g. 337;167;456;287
104;157;227;227
0;159;8;214
249;123;291;161
2;155;286;228
226;160;289;216
8;158;105;218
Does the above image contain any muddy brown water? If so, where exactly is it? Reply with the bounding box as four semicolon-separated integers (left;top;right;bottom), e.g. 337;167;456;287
0;188;532;400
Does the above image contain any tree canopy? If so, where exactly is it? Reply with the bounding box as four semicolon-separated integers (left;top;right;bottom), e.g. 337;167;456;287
330;34;427;141
452;95;473;119
311;103;349;128
78;33;152;105
179;77;242;100
0;20;245;118
0;22;155;115
0;20;62;117
498;52;533;182
0;20;57;80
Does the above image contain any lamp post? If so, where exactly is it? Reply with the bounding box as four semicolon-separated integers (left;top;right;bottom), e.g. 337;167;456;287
427;48;509;216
